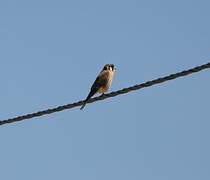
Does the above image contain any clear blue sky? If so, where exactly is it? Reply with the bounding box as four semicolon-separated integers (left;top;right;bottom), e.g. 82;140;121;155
0;0;210;179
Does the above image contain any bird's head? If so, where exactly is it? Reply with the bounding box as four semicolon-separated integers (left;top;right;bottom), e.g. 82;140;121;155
103;64;116;71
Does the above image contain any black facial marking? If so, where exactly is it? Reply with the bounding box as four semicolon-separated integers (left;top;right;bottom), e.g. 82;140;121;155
103;65;108;70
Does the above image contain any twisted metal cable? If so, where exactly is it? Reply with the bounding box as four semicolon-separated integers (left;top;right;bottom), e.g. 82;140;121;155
0;62;210;126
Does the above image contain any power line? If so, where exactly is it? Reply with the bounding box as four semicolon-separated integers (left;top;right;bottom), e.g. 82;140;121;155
0;62;210;126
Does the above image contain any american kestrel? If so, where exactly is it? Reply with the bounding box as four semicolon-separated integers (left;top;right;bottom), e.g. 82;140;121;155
80;64;116;110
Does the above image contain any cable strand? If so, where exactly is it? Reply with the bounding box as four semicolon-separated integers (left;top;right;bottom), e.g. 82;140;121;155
0;62;210;126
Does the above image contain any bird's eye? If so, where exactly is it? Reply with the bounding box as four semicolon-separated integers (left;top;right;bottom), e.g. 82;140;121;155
110;64;114;70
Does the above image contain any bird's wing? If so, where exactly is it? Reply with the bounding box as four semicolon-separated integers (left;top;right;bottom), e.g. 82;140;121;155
80;71;110;110
91;71;109;91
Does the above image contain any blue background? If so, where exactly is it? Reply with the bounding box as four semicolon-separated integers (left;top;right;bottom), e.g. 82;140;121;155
0;0;210;179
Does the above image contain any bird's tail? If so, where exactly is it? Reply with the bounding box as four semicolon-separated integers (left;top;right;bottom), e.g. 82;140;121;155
80;88;97;110
80;96;90;110
80;102;87;110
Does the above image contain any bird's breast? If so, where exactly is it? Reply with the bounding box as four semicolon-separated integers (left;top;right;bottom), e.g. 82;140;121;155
98;71;114;93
